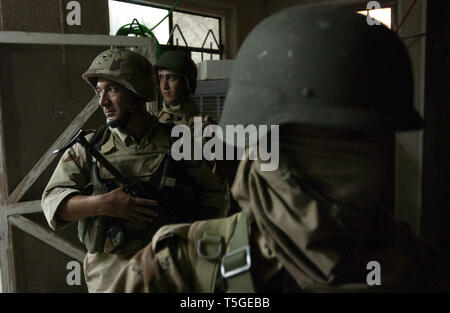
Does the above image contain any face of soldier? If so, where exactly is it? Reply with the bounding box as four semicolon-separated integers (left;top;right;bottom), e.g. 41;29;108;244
158;69;186;103
96;78;136;123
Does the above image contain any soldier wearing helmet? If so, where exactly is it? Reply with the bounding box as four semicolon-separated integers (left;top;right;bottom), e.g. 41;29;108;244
41;48;229;292
155;50;209;126
155;50;228;186
108;4;449;292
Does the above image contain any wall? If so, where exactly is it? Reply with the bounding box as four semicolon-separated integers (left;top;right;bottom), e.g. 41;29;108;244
0;0;109;292
233;0;269;50
267;0;369;13
394;0;427;235
421;0;450;255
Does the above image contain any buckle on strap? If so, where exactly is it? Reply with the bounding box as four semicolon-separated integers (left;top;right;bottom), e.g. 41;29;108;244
197;234;224;261
220;245;251;279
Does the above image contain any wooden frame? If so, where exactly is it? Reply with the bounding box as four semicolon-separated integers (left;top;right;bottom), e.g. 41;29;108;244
0;31;156;292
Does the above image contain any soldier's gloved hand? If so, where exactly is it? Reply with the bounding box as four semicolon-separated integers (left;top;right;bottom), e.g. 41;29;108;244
100;186;159;223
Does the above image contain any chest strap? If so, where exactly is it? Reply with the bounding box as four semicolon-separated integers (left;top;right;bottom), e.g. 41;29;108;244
219;211;255;293
193;212;255;293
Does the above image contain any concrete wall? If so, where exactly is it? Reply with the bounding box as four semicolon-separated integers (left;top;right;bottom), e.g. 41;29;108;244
394;0;427;236
421;0;450;255
0;0;109;292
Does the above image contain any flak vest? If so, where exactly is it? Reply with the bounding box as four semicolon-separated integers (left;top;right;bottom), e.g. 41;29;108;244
78;123;194;254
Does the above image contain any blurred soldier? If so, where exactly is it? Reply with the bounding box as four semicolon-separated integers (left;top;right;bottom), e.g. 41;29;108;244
155;50;229;189
155;50;215;127
155;50;200;125
41;48;228;292
107;4;450;292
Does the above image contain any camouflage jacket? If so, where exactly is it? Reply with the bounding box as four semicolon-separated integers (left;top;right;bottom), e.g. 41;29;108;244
157;98;200;126
41;117;229;240
105;210;450;293
105;212;288;293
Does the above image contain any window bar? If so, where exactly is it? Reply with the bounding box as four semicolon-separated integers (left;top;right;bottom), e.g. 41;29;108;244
201;29;221;60
168;10;174;46
210;42;213;59
201;29;220;50
166;24;188;47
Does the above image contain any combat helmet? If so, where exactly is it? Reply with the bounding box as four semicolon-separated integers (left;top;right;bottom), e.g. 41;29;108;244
155;50;198;94
82;48;157;101
220;4;423;140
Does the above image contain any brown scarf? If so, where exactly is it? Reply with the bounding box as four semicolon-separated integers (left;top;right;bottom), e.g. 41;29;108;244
231;131;447;291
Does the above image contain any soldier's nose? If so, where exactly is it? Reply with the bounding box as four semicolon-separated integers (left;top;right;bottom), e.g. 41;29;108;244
162;79;170;90
98;92;109;107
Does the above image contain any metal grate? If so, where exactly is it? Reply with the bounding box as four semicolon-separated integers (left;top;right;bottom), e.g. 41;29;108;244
193;79;229;123
193;95;225;122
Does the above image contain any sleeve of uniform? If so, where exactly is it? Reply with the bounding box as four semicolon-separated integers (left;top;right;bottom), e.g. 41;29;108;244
185;159;230;219
106;224;194;292
41;141;90;231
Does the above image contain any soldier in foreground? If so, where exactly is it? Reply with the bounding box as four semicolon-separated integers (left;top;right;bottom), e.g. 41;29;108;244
41;48;228;292
107;4;450;292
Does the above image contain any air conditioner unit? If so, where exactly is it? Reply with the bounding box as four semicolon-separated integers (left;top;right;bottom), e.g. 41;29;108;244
193;59;241;214
193;59;233;123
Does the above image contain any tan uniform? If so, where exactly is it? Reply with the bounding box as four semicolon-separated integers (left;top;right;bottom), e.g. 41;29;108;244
107;207;450;293
41;116;228;292
106;144;450;293
158;96;228;185
157;98;199;126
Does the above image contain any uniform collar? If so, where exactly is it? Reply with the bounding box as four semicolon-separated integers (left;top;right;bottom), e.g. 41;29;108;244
109;114;158;148
161;94;197;117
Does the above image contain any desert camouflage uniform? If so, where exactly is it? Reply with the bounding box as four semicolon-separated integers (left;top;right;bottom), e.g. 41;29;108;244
41;48;229;292
157;98;200;126
104;5;450;293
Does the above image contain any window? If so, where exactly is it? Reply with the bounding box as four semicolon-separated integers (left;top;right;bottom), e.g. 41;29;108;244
172;11;221;63
108;0;222;63
357;7;392;29
108;0;170;42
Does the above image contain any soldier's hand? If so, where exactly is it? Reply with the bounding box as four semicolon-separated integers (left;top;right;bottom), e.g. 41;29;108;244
100;186;159;222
